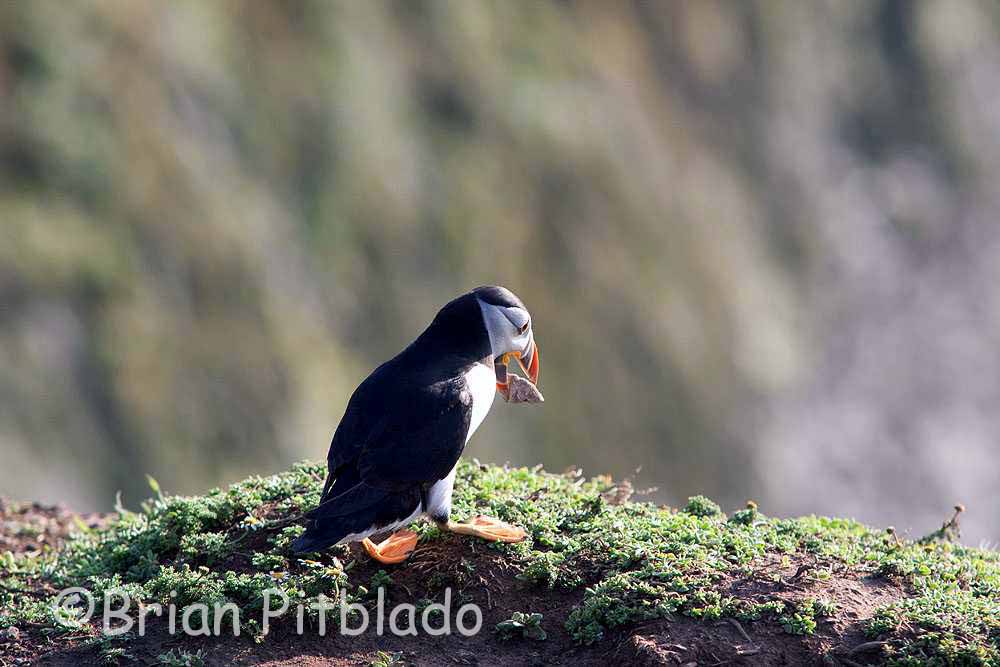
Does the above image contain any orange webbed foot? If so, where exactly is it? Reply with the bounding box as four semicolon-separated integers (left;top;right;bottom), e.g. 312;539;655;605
361;529;419;564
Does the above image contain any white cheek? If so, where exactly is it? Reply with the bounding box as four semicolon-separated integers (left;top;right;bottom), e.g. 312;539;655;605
478;303;512;355
464;363;496;441
477;299;530;356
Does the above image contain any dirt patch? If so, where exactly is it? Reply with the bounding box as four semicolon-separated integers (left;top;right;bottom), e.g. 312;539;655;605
616;554;907;666
0;498;107;555
0;501;103;666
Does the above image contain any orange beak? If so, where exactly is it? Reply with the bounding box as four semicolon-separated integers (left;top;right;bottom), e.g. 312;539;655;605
519;337;539;385
496;335;539;400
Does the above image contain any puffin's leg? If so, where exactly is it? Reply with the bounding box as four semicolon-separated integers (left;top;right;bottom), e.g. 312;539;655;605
427;466;527;542
442;516;527;543
361;529;419;564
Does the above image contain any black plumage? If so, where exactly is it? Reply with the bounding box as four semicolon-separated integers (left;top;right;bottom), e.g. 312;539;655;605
292;288;522;554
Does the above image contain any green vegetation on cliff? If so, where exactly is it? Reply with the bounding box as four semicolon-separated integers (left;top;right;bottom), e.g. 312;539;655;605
1;462;998;665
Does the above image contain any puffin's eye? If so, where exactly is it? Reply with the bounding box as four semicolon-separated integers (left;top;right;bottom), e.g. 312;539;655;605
501;306;530;334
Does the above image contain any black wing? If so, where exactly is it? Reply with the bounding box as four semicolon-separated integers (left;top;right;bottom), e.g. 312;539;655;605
307;372;472;518
357;379;472;486
293;372;473;554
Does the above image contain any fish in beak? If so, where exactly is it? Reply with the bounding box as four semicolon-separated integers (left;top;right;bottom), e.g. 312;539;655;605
496;333;539;401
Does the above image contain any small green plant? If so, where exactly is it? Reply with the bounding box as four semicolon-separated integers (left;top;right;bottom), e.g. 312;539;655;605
97;635;132;665
496;612;547;640
179;532;227;564
369;651;405;667
87;632;134;665
918;505;965;545
517;551;580;589
370;569;393;591
866;606;901;638
729;500;759;526
100;646;131;665
780;600;818;635
157;648;206;667
814;598;837;617
250;552;287;571
682;495;722;518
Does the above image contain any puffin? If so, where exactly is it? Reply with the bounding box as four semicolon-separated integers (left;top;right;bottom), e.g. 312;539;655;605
292;285;540;563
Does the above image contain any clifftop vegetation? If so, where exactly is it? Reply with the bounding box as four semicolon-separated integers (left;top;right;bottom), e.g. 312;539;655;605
1;461;997;665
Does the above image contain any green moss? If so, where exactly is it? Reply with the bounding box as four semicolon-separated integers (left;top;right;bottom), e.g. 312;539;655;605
2;460;999;665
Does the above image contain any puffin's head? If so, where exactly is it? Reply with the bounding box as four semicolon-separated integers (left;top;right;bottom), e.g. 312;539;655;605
473;286;539;400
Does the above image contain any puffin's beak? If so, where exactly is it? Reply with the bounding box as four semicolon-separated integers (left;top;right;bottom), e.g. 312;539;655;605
495;361;510;400
495;334;539;400
518;336;540;385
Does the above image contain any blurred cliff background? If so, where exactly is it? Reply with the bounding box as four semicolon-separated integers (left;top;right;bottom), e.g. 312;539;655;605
2;1;999;543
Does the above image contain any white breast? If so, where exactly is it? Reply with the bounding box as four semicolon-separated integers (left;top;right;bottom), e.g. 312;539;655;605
464;362;496;443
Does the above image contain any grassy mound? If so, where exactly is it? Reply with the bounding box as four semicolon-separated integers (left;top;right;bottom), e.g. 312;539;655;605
1;461;998;666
